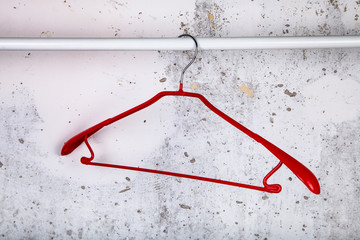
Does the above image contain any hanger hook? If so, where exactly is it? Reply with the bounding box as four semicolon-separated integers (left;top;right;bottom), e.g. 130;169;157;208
178;34;198;87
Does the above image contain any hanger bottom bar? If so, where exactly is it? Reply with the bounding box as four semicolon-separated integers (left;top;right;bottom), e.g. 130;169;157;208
84;161;282;193
0;36;360;51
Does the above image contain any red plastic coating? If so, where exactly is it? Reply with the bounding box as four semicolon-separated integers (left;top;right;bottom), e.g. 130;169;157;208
61;84;320;194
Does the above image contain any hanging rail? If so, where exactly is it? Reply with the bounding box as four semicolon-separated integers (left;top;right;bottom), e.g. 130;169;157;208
0;36;360;51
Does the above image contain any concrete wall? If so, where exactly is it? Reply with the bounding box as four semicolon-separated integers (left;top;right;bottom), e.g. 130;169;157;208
0;0;359;239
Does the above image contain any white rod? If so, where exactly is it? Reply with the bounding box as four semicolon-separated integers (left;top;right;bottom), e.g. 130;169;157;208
0;36;359;51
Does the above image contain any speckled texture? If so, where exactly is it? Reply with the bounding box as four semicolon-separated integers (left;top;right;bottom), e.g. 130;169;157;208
0;1;360;239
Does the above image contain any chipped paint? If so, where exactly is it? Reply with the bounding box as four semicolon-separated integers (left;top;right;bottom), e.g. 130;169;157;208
239;83;254;98
191;82;198;90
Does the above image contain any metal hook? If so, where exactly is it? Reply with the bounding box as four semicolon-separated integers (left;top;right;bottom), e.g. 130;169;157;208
178;34;198;88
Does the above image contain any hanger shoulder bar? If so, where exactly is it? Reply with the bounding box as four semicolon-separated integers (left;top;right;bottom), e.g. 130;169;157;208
61;90;194;155
193;93;320;194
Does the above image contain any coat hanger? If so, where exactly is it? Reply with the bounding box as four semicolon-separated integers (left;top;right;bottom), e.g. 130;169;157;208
61;34;320;194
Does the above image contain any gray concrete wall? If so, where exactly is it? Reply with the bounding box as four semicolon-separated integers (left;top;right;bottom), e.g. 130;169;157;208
0;0;359;239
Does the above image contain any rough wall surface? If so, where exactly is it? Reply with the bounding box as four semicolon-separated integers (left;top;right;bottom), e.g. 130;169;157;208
0;0;359;239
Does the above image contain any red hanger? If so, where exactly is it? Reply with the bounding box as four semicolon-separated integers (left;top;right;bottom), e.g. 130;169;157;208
61;34;320;195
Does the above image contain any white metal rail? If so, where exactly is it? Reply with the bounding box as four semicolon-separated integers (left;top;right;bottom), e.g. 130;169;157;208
0;36;359;51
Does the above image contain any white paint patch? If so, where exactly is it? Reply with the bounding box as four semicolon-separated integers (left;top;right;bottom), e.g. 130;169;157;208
23;51;175;185
301;75;360;124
